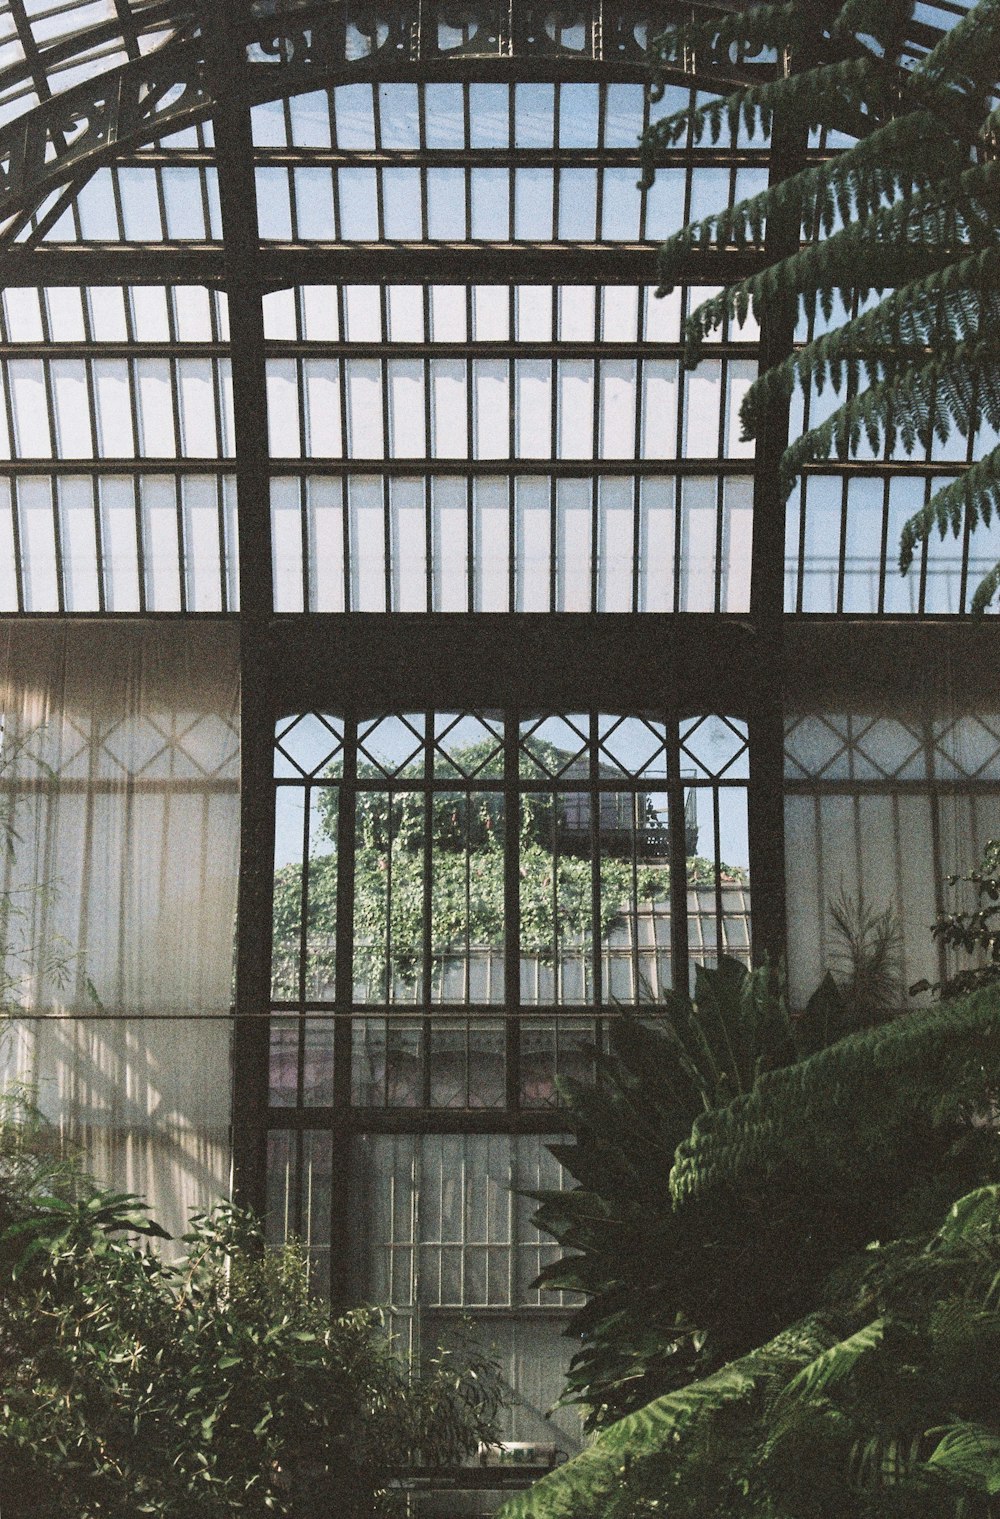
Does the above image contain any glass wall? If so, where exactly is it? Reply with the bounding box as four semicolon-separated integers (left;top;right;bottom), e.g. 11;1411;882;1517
784;708;1000;1006
270;708;750;1101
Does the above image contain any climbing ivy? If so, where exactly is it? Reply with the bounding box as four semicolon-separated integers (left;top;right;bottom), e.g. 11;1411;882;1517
272;743;745;995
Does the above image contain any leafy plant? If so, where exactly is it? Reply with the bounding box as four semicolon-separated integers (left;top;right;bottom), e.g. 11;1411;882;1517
642;0;1000;610
0;1185;502;1518
912;837;1000;999
528;956;797;1429
796;890;904;1054
531;976;1000;1431
502;1185;1000;1519
503;983;1000;1519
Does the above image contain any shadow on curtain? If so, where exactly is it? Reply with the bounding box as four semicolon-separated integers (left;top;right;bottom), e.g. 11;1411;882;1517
0;621;240;1241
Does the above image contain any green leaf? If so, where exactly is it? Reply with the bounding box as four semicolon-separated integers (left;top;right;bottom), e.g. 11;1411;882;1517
924;1423;1000;1494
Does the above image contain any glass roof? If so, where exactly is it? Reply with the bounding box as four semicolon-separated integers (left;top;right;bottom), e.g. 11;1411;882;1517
0;0;988;618
0;0;196;128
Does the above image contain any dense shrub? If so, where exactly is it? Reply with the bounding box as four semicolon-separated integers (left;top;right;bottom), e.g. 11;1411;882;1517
0;1159;501;1517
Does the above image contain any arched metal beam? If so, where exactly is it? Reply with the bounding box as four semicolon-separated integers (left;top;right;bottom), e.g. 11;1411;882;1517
0;0;970;242
0;0;681;239
0;0;198;115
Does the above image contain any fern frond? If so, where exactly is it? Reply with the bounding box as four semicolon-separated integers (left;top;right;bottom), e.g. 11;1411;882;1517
898;444;1000;576
497;1322;811;1519
972;560;1000;616
776;348;1000;495
669;159;1000;367
936;1186;1000;1245
741;251;1000;430
923;1422;1000;1495
915;0;1000;93
670;986;1000;1207
648;104;959;262
648;2;805;80
775;1318;885;1408
643;55;883;169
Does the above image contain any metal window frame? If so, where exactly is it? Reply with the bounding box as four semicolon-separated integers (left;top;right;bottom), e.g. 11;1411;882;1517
0;0;995;1315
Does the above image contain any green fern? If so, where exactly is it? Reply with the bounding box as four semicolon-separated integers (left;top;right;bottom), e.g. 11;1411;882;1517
644;0;1000;613
670;986;1000;1208
924;1423;1000;1494
501;1183;1000;1519
775;1319;885;1409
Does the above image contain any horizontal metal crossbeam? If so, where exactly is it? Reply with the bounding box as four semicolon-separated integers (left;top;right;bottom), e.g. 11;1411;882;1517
0;0;732;241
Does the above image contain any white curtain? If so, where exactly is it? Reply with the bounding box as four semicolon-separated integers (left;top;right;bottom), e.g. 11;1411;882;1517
784;706;1000;1009
0;621;240;1240
784;788;940;1007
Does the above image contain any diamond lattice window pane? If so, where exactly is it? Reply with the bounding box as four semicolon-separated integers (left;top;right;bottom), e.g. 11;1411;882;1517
100;715;173;778
852;718;926;780
519;714;589;776
934;716;1000;780
433;713;505;778
680;714;748;778
357;714;426;777
597;714;668;777
783;715;850;779
274;713;344;777
13;715;90;779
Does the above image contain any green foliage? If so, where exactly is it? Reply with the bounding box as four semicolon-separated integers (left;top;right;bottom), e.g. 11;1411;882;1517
273;741;744;994
528;957;798;1429
0;1179;502;1517
642;0;1000;610
528;902;908;1429
502;987;1000;1519
913;837;1000;999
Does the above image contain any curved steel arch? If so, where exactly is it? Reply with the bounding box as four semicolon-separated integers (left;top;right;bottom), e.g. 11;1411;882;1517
0;0;199;113
0;0;678;240
0;0;978;241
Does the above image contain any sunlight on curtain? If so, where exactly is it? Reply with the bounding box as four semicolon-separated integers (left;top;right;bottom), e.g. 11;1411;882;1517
784;707;1000;1009
0;622;240;1239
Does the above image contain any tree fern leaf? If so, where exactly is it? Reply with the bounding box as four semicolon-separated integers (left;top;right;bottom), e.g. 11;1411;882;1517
924;1422;1000;1495
898;446;1000;576
775;1318;885;1409
972;559;1000;616
935;1185;1000;1245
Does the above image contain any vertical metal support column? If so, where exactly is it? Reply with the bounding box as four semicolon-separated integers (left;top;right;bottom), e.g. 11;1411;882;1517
504;709;521;1112
330;715;359;1305
668;711;692;996
208;5;275;1214
747;111;802;972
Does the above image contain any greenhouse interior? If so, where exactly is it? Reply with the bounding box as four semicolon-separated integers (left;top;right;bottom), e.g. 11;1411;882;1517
1;0;999;1515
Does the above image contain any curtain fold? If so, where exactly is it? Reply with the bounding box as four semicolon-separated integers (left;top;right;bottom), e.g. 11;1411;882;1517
0;621;240;1240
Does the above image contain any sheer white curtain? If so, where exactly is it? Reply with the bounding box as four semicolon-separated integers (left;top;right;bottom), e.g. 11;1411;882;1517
0;622;240;1239
784;703;1000;1009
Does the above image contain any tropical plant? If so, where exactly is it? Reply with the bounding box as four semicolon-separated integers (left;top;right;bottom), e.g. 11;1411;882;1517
795;889;904;1054
502;982;1000;1519
528;894;908;1430
502;1183;1000;1519
534;978;1000;1427
528;957;797;1429
641;0;1000;610
912;836;1000;998
0;1180;502;1518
